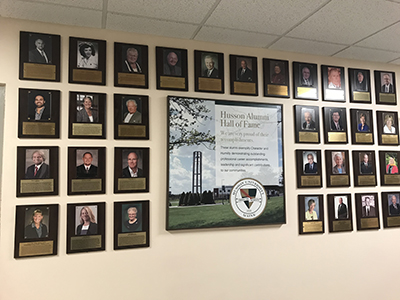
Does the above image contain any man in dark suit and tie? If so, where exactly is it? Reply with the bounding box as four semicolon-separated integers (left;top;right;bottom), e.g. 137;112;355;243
203;55;219;78
29;38;51;64
381;73;394;93
304;153;318;174
330;111;343;131
25;150;50;179
302;111;316;130
301;66;312;86
337;197;348;219
76;152;98;178
360;153;373;174
237;60;252;82
122;152;143;178
389;195;400;216
362;197;376;217
355;71;367;91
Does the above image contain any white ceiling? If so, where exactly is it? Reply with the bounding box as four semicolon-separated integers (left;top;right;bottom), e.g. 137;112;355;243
1;0;400;64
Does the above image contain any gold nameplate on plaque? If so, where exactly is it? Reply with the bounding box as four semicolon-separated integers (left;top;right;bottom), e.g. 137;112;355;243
20;179;54;194
384;175;400;185
118;232;146;247
22;122;55;136
328;132;346;142
198;77;222;91
267;85;288;96
19;241;53;257
353;91;370;102
358;175;375;186
71;178;102;193
388;216;400;227
160;76;185;89
73;69;102;83
382;134;398;144
333;220;352;232
72;123;102;136
297;87;317;98
234;82;256;94
71;235;101;251
379;93;396;103
118;125;146;137
118;178;146;191
23;63;56;80
330;175;349;186
301;176;321;186
303;221;323;233
355;133;373;143
361;218;379;229
118;73;145;86
299;131;318;143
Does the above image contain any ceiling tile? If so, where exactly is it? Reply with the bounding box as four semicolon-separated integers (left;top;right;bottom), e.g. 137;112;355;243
194;26;278;48
389;58;400;65
23;0;103;10
333;46;400;63
0;0;102;27
108;0;216;23
287;0;400;44
107;13;199;39
205;0;329;35
356;22;400;52
269;37;347;56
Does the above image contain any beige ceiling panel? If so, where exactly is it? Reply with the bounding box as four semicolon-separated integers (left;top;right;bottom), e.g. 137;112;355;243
287;0;400;44
269;37;347;56
0;0;102;27
108;0;216;23
22;0;103;10
204;0;329;35
389;58;400;65
194;26;278;48
107;13;198;39
333;46;400;63
356;23;400;52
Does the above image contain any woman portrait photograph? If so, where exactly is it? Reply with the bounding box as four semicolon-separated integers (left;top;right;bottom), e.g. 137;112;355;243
77;41;98;69
75;206;98;235
357;112;370;132
122;205;142;232
76;94;98;123
383;114;396;134
386;154;398;174
24;207;49;239
305;197;319;220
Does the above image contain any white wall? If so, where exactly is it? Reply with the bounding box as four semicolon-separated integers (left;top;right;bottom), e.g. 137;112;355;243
0;16;399;300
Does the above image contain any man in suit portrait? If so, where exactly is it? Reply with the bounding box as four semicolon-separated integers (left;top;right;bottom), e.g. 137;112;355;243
122;152;143;178
301;66;312;86
362;197;376;217
123;99;142;124
237;59;252;82
25;150;50;179
29;38;50;64
304;153;318;174
337;197;348;219
355;71;367;91
302;110;316;130
164;51;181;76
389;195;400;216
330;110;343;131
332;152;346;174
76;152;98;178
381;73;394;93
122;47;142;73
360;153;373;174
28;93;50;121
203;55;218;78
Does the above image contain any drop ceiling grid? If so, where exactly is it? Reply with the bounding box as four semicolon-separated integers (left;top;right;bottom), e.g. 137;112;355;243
333;46;400;63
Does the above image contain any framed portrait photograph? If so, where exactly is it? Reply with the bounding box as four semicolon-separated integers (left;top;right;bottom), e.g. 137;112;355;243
348;68;371;103
14;204;59;258
293;105;320;143
230;55;258;96
379;151;400;186
321;65;345;102
67;147;106;195
18;88;60;138
194;50;224;93
68;91;106;139
350;109;374;144
114;94;149;140
19;31;60;82
322;107;348;143
295;150;322;188
114;147;150;193
381;192;400;228
156;46;188;91
67;202;105;254
376;110;399;145
16;147;59;197
355;193;380;230
68;37;106;85
263;58;289;98
298;194;324;234
114;42;148;88
325;150;350;187
374;70;396;105
352;151;376;187
327;194;353;233
114;200;150;250
293;62;318;100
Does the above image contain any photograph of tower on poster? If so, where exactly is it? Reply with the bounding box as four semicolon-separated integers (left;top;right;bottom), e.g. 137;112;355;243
167;96;285;230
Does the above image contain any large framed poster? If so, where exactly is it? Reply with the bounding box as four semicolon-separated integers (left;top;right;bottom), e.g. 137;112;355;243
167;96;285;230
